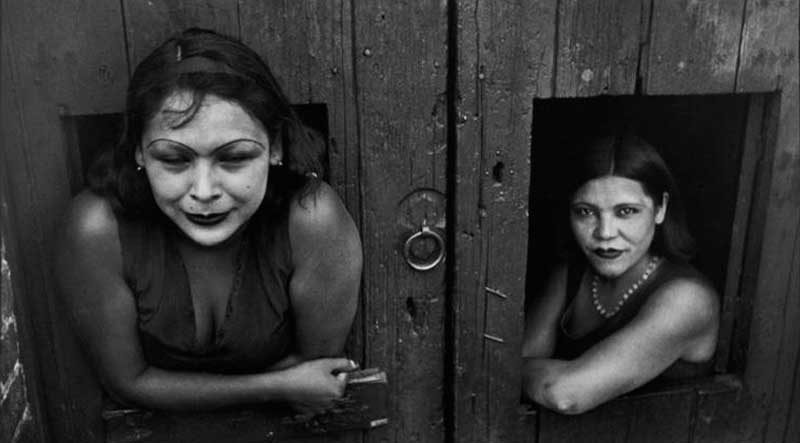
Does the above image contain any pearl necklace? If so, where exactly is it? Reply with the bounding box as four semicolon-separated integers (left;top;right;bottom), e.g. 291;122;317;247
591;256;661;319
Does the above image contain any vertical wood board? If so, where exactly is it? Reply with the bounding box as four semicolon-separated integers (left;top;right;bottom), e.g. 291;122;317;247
736;0;799;92
351;2;449;442
453;1;555;441
740;7;800;442
1;1;128;441
555;0;643;97
645;0;746;94
123;0;240;69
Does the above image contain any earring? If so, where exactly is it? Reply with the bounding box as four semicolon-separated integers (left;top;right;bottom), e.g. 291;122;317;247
136;165;143;172
276;160;284;167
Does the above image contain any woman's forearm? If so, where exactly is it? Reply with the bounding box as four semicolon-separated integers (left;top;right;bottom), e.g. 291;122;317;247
112;366;290;411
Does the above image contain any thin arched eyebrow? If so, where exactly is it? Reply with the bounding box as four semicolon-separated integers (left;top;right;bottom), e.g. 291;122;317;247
144;138;267;155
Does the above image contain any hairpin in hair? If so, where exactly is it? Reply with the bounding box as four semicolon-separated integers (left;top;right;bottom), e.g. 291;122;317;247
176;43;182;62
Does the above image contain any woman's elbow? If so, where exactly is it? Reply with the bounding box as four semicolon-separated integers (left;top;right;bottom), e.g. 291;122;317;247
538;381;590;415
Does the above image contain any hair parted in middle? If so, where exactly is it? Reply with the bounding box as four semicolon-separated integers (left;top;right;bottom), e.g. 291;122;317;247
560;134;695;263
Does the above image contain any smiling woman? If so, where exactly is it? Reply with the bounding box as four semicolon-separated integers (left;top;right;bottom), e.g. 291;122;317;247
522;135;719;414
54;28;363;413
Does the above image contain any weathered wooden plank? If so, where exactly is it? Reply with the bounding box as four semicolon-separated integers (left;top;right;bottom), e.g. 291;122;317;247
779;231;800;443
737;5;800;441
538;403;629;443
645;0;746;94
123;0;240;69
453;1;555;442
625;391;694;443
1;0;127;115
1;1;129;442
736;0;799;92
555;0;643;97
347;2;448;442
692;378;750;443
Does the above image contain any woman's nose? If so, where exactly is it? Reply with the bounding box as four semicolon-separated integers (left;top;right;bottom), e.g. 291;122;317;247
593;214;617;240
189;163;221;202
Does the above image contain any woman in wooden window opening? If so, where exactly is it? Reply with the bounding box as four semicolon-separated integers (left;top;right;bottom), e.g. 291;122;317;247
55;28;363;414
522;135;719;414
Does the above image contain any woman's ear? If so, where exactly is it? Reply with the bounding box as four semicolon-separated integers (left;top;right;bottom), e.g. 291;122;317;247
135;145;145;168
655;192;669;224
269;133;284;166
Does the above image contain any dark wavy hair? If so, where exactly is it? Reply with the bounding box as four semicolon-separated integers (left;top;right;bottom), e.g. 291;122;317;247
89;28;322;217
561;135;695;262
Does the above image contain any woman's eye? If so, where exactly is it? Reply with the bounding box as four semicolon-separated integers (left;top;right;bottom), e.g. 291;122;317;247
219;155;253;168
158;156;190;166
573;207;593;217
617;207;638;216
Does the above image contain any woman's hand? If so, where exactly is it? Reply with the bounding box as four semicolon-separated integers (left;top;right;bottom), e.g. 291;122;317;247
277;358;359;416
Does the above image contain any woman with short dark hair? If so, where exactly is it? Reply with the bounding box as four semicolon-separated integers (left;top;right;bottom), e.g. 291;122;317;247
522;135;719;414
56;29;363;413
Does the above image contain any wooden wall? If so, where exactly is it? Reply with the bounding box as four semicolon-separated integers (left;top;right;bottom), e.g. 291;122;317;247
0;1;797;443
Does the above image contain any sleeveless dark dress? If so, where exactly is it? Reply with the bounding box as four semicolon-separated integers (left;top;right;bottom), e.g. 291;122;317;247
117;209;294;374
554;259;713;379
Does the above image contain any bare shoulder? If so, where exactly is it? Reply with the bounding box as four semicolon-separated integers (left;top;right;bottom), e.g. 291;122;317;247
639;273;719;334
58;190;123;272
288;181;354;240
64;191;120;240
288;181;361;266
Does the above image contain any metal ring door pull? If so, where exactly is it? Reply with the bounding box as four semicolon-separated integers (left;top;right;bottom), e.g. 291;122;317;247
403;225;445;271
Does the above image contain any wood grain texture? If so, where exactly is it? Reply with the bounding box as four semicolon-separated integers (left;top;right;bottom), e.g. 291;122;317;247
736;0;798;92
693;379;751;443
453;1;554;441
738;3;800;441
1;0;127;115
1;1;128;441
645;0;746;94
349;2;449;442
538;403;630;443
123;0;240;69
555;0;643;97
624;391;694;443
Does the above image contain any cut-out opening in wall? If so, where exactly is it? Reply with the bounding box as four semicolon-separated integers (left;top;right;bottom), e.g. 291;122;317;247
526;93;774;384
61;103;331;194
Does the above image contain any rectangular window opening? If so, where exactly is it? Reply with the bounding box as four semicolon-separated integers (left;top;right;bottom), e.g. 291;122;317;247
525;92;775;391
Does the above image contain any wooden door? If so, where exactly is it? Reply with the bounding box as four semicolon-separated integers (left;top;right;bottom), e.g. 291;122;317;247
1;1;798;443
450;1;800;443
2;1;450;442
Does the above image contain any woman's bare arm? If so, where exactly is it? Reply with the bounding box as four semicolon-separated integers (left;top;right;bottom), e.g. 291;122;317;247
522;264;569;358
288;182;362;359
55;191;352;411
523;278;719;414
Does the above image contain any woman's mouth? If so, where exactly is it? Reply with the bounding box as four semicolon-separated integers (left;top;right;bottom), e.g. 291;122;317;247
184;211;230;226
593;248;624;259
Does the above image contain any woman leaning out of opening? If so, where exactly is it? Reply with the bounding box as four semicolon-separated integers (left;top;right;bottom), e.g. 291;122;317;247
55;29;362;414
522;135;719;414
